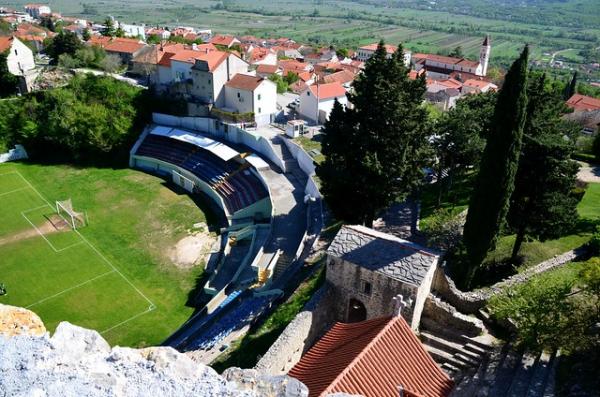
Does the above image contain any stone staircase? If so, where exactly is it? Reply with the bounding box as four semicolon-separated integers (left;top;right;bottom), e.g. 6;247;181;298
419;328;493;379
449;344;560;397
272;253;293;280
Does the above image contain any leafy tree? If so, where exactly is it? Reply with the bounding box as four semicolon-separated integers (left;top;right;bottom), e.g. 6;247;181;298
0;50;18;97
115;26;125;38
507;74;580;262
318;41;430;226
284;71;299;85
82;28;91;42
0;19;12;35
146;34;161;44
39;15;56;32
563;71;577;100
99;54;122;73
462;46;529;287
335;47;348;59
448;45;463;58
101;18;115;37
268;74;288;93
45;31;83;65
431;93;494;205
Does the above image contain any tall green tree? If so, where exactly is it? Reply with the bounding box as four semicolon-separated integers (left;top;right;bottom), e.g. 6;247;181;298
45;31;83;65
101;18;115;37
317;41;430;226
507;74;580;262
39;15;56;32
82;28;91;42
564;71;578;100
0;51;18;97
462;46;529;287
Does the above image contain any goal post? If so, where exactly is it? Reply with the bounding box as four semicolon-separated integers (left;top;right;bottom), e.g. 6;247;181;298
56;199;87;230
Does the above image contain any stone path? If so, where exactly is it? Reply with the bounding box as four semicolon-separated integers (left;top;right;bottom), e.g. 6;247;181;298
577;161;600;183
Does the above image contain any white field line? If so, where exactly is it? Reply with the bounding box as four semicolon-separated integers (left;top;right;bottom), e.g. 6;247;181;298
21;209;60;253
0;186;30;197
21;207;85;253
26;270;115;309
15;171;157;328
100;306;156;335
0;171;18;177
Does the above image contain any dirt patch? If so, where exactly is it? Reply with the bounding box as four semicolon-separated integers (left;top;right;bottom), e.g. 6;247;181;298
169;224;215;269
0;214;70;247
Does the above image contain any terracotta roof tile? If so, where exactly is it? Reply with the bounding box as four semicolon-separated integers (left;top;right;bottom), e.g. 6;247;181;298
413;53;479;68
256;64;279;74
307;82;346;100
322;69;355;85
104;38;145;54
0;36;14;52
210;34;238;47
289;316;453;397
170;49;228;70
566;94;600;112
225;73;266;91
359;43;398;54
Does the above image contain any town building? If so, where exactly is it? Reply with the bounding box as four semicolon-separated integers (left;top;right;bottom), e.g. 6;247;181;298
297;82;347;124
0;36;36;92
566;93;600;112
413;36;491;78
103;37;146;66
356;43;412;66
209;34;241;48
288;315;453;397
223;74;278;126
326;225;440;330
190;52;249;106
24;4;51;19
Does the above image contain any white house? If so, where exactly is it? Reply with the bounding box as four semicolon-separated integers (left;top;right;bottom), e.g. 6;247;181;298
0;36;35;76
119;23;146;40
298;82;348;124
191;52;249;107
356;43;411;66
223;74;278;126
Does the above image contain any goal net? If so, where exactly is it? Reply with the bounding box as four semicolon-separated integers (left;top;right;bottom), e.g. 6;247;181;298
56;199;87;230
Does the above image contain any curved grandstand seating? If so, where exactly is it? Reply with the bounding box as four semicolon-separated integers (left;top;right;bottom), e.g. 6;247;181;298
135;134;269;214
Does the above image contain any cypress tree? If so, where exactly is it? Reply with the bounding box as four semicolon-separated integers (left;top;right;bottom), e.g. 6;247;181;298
508;74;580;262
462;46;529;286
563;71;577;100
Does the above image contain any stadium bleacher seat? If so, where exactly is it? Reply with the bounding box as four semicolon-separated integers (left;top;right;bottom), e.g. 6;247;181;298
135;134;269;214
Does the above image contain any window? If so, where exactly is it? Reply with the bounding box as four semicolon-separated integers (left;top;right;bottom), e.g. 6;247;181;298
14;49;17;56
307;91;310;96
237;92;240;98
360;280;372;296
258;107;261;113
257;94;261;101
208;78;211;84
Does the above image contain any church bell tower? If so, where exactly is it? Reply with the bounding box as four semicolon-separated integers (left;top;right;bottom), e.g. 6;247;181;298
479;35;491;76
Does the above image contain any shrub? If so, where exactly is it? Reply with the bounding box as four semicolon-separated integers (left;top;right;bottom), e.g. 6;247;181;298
588;226;600;256
420;208;466;251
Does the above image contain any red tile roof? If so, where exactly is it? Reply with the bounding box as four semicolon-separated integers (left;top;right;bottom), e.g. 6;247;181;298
322;69;355;85
413;53;479;68
210;34;238;47
225;73;266;91
0;36;14;52
288;316;453;397
308;82;347;100
566;94;600;112
170;49;228;70
104;38;145;54
359;43;397;54
256;64;279;74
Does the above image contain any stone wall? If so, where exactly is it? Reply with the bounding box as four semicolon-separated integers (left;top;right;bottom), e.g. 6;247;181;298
254;284;336;375
421;294;485;337
431;247;587;314
326;256;418;325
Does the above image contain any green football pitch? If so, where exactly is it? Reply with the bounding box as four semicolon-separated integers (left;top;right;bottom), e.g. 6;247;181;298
0;163;210;347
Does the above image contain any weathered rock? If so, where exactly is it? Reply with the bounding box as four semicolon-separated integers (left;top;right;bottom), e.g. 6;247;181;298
0;303;46;337
0;316;310;397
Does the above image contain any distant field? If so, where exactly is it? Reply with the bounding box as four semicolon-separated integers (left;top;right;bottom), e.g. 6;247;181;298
6;0;597;67
0;163;210;347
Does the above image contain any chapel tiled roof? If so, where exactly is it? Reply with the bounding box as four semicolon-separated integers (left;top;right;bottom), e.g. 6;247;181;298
327;225;439;287
288;316;454;397
567;93;600;112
